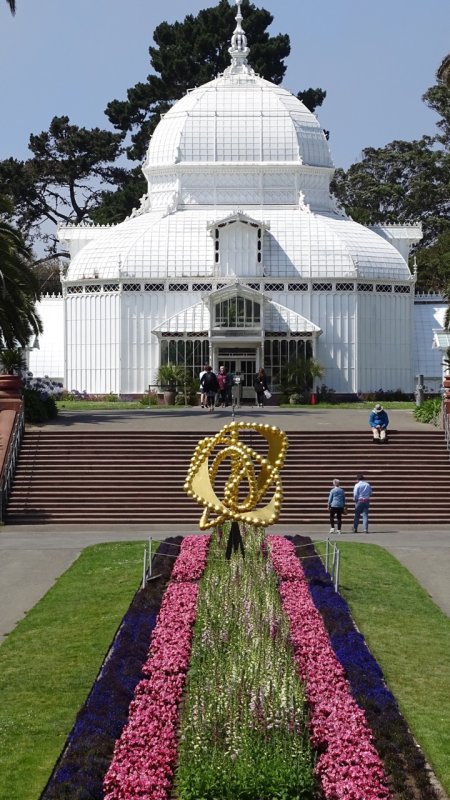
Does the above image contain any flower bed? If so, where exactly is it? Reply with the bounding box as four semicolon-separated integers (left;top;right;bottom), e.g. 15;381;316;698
39;532;442;800
268;535;390;800
103;535;211;800
39;537;183;800
289;535;443;800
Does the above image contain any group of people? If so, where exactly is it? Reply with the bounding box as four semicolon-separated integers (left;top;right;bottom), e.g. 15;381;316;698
328;473;373;534
199;366;270;411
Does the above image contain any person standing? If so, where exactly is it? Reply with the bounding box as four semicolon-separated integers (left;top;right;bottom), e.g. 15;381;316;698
253;368;268;407
353;473;373;533
199;364;208;408
231;371;242;407
369;403;389;442
327;478;346;534
217;366;230;407
200;365;219;411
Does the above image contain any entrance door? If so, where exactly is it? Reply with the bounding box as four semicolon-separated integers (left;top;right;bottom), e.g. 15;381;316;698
220;357;256;400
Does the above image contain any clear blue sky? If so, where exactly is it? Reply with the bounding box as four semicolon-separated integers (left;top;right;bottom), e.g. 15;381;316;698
0;0;449;170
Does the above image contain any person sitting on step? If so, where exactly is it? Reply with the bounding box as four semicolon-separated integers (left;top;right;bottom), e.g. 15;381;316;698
369;403;389;443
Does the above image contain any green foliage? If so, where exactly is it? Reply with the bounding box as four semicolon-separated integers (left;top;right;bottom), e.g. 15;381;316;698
413;396;441;425
105;1;290;163
331;136;449;247
176;528;315;799
296;87;326;113
0;195;42;348
359;388;412;401
157;362;189;389
331;75;450;285
415;230;450;292
277;357;324;400
0;117;124;253
0;348;26;375
23;387;58;423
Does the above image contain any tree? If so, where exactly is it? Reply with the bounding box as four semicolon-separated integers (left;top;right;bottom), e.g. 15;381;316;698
0;195;42;349
0;116;124;254
331;75;450;252
95;0;326;222
415;231;450;293
106;0;291;163
2;3;327;242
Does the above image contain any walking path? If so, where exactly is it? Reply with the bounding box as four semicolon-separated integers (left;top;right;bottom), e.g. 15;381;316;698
1;407;449;640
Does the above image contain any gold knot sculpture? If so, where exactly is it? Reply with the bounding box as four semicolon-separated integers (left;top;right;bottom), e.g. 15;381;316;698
183;421;288;530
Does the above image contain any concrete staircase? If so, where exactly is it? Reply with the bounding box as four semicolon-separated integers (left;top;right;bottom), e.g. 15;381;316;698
5;429;450;525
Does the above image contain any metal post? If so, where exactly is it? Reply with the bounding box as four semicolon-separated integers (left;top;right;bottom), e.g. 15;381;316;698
325;538;329;573
331;542;337;581
415;374;424;407
148;537;152;578
334;548;340;592
142;546;147;589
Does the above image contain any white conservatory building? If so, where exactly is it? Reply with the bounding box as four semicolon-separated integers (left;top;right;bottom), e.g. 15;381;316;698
56;3;422;398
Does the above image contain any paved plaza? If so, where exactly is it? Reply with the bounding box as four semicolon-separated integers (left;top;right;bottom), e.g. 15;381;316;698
1;407;449;640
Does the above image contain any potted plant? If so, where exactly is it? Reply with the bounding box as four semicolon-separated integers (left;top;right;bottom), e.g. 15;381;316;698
277;356;324;403
0;348;26;397
157;363;188;405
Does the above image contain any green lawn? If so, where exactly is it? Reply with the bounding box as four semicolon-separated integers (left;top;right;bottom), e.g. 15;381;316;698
0;542;146;800
0;540;449;799
56;399;417;411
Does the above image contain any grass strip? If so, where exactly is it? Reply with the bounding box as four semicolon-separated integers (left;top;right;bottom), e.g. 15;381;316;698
0;542;145;800
315;540;450;796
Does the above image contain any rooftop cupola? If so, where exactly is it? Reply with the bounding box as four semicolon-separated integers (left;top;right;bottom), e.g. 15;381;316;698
225;1;254;76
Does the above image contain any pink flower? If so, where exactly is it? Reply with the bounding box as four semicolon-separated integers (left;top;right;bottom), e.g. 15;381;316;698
268;536;391;800
104;536;210;800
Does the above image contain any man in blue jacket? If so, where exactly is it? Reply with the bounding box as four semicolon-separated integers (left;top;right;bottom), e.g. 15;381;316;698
369;403;389;443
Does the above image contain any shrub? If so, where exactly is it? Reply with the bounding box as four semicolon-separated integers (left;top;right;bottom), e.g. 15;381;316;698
414;397;441;425
359;388;413;402
316;383;336;403
23;388;58;422
22;374;63;423
140;391;158;406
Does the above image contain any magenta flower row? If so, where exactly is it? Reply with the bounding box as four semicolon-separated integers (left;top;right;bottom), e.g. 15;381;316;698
103;535;211;800
268;536;391;800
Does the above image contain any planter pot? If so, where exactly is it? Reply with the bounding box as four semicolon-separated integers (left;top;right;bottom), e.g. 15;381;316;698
163;390;176;405
0;374;22;398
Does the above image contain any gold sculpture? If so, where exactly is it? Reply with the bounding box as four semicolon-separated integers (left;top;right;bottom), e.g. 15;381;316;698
184;421;288;529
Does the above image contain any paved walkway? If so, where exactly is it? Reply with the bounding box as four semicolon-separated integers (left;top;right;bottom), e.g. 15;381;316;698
1;407;449;640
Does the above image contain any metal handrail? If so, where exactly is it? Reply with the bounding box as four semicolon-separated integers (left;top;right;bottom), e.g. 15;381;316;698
443;400;450;454
0;406;25;523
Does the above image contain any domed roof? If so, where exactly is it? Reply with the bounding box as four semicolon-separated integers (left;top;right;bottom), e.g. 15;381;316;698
144;3;332;172
64;208;410;283
144;73;332;169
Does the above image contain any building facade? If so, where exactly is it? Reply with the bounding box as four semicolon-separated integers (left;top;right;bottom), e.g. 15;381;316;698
56;3;422;398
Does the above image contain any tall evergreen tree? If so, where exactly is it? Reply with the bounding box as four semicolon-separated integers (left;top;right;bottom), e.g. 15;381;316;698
106;0;291;164
331;71;450;281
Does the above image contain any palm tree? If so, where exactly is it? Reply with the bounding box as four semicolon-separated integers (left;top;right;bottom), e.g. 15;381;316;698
6;0;16;15
0;195;42;348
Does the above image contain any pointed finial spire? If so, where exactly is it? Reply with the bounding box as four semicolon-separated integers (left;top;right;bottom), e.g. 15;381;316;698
226;1;254;76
